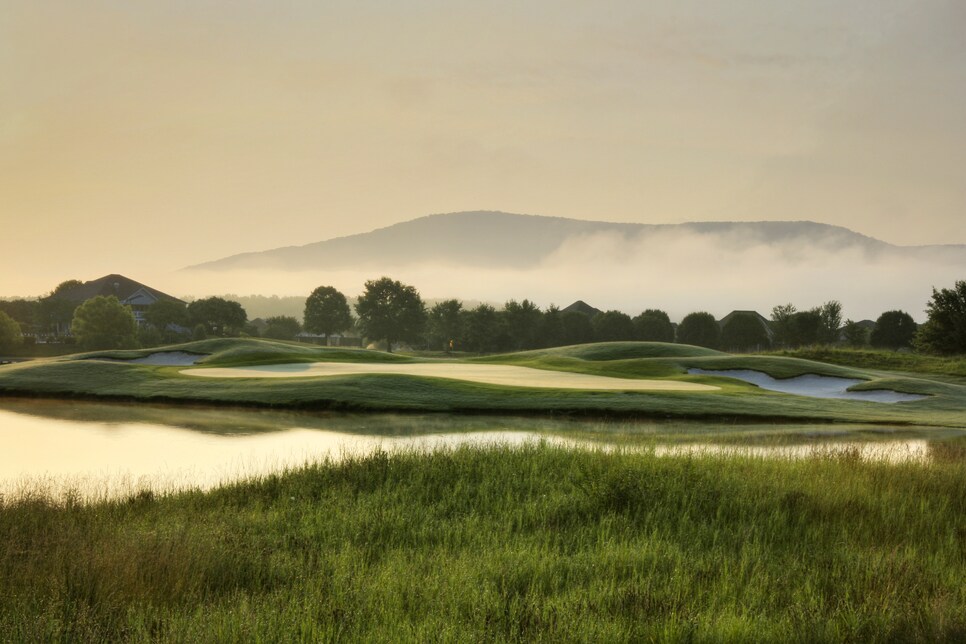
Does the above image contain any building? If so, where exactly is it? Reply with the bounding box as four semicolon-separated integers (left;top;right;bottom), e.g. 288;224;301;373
50;274;185;332
717;310;774;341
561;300;603;317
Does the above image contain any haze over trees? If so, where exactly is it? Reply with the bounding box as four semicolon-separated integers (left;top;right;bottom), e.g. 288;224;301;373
71;296;137;350
303;286;353;345
915;280;966;355
354;277;426;353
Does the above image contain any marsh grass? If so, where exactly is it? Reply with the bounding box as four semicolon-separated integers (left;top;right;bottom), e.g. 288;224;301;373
2;444;965;641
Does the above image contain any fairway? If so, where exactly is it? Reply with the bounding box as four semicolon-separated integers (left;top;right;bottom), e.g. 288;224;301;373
182;361;720;392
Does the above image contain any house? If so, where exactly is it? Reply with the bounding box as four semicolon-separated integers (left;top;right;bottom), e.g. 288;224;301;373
562;300;603;317
50;274;185;332
717;310;773;341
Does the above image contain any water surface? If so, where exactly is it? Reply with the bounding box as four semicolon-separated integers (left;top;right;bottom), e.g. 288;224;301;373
0;398;958;500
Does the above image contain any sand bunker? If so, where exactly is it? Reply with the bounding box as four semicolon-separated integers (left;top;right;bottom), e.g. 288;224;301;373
687;368;927;403
182;362;718;392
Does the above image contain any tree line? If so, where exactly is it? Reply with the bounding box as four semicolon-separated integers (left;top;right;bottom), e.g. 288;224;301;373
2;277;965;357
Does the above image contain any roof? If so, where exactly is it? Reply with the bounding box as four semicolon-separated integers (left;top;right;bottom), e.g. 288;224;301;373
51;274;185;306
718;310;773;338
561;300;603;317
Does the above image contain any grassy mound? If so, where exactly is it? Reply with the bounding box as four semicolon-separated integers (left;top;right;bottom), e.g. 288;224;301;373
478;341;724;364
75;338;411;367
3;444;964;640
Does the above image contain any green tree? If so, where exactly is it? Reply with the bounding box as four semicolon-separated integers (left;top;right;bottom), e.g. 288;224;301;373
144;300;189;341
592;310;637;342
503;299;542;350
770;303;797;348
426;299;463;351
0;311;23;350
818;300;843;345
187;297;247;336
720;313;770;352
677;312;721;349
71;296;137;350
303;286;353;345
263;316;302;341
462;304;503;353
634;309;674;342
354;277;426;353
560;311;594;346
870;310;917;350
842;320;869;348
0;299;39;335
788;309;822;348
538;305;565;348
915;281;966;355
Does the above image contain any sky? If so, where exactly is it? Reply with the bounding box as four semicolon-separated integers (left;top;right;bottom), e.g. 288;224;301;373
2;0;965;301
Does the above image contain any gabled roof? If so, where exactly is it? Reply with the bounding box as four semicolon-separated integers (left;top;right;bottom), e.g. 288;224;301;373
51;274;184;306
562;300;603;317
718;310;773;338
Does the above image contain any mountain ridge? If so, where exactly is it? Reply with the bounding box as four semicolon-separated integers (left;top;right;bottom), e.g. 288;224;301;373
185;210;966;272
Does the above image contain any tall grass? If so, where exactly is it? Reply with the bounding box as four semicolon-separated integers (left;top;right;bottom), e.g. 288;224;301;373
2;444;964;641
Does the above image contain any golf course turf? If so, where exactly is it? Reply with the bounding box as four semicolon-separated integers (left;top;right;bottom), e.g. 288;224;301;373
0;338;963;427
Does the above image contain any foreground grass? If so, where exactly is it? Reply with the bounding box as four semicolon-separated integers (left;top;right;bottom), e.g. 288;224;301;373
2;444;965;641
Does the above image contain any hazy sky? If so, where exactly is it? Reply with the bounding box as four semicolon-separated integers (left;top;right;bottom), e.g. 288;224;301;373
2;0;965;297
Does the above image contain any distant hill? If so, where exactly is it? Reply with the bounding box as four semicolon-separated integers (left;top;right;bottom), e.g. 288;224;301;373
185;211;966;272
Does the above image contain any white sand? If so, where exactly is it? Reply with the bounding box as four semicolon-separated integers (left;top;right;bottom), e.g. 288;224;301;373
687;368;927;403
182;362;719;392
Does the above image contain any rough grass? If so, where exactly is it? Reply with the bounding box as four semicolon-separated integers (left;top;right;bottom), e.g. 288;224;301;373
2;339;965;426
1;444;964;641
773;347;966;379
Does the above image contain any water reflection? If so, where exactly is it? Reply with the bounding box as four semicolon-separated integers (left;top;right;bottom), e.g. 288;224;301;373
1;398;962;500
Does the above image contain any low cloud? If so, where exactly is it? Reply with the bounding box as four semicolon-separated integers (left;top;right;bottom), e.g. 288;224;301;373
165;229;963;323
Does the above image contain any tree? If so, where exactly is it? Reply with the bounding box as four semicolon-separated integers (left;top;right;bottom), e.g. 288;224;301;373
354;277;426;353
770;303;797;348
842;320;869;348
870;310;917;349
303;286;353;345
818;300;843;345
634;309;674;342
263;316;302;341
71;296;137;350
426;299;463;351
560;311;594;346
144;300;189;341
462;304;503;353
915;281;966;355
720;312;770;352
0;311;23;350
538;305;565;348
788;309;822;348
592;310;637;342
503;299;542;350
187;297;247;336
677;312;721;349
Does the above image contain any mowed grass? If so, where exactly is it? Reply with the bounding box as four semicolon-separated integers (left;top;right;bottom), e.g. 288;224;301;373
772;347;966;379
2;444;965;641
1;339;966;426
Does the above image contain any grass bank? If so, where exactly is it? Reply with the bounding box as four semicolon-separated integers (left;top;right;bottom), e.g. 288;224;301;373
2;444;964;641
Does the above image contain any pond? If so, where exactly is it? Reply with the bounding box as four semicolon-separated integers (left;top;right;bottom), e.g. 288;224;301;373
0;398;961;500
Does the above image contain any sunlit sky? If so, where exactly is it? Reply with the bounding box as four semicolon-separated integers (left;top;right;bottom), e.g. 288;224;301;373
2;0;964;297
